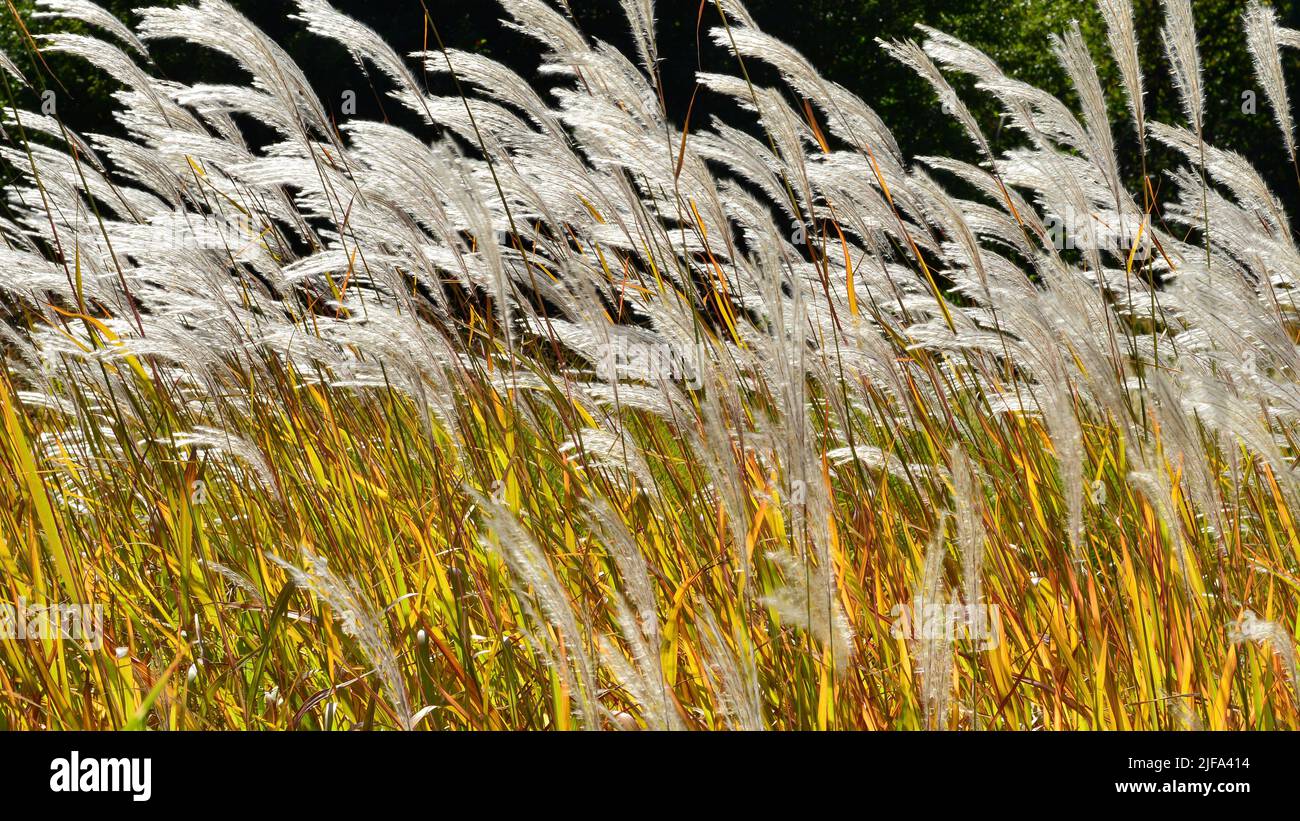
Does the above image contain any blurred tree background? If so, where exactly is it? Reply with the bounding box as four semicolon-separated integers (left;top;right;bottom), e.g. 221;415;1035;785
3;0;1300;210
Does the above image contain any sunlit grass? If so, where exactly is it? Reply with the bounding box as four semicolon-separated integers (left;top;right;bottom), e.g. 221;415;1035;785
3;319;1297;729
1;0;1299;730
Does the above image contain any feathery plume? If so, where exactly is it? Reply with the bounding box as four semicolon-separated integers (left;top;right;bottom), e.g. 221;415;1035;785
1244;1;1295;161
1230;610;1299;700
268;548;413;730
1096;0;1144;138
34;0;149;56
1161;0;1204;132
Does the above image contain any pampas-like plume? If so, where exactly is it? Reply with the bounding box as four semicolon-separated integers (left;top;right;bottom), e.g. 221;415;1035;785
1161;0;1204;133
1160;0;1211;268
950;445;985;610
1244;1;1295;161
1230;610;1299;701
914;517;953;730
620;0;658;76
1097;0;1144;139
268;547;413;730
1052;21;1122;206
34;0;149;56
471;490;600;728
880;37;990;159
698;610;765;730
762;550;855;672
0;49;26;85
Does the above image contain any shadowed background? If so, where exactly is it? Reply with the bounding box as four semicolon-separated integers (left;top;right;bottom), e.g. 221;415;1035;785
5;0;1300;214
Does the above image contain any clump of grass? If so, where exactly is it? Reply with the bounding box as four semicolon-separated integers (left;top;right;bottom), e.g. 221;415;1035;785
1;0;1299;730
